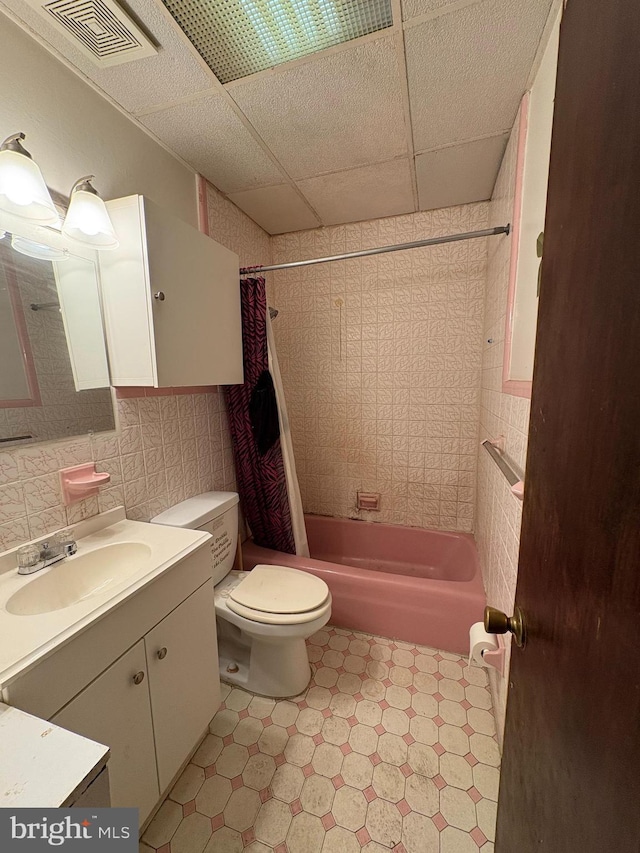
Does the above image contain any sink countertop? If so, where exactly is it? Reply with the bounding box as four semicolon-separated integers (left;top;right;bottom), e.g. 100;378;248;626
0;507;211;688
0;702;109;807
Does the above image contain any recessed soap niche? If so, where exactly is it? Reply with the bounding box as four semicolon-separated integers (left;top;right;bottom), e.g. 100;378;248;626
357;491;381;512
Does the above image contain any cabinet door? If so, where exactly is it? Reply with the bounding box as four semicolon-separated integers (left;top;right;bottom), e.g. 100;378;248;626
99;195;158;387
143;197;243;388
52;640;159;822
145;581;220;792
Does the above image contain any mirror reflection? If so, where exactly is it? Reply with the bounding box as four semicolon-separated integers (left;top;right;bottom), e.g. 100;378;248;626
0;228;115;446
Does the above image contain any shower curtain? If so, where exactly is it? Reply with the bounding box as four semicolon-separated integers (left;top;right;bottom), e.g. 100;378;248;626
224;276;307;555
267;309;309;557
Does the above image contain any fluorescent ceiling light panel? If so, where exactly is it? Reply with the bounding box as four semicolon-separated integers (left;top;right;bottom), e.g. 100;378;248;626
160;0;393;83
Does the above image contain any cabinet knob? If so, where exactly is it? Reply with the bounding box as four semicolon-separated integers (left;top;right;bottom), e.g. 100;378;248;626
153;291;166;301
132;671;145;685
157;647;168;660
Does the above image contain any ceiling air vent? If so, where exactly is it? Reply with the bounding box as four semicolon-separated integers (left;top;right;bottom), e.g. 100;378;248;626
25;0;157;67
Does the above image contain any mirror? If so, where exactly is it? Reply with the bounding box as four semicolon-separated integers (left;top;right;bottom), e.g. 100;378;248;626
0;213;115;446
503;13;559;398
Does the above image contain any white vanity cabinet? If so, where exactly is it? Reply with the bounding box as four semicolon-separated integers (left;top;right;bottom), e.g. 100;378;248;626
52;640;159;818
3;546;220;827
99;195;243;388
51;582;218;817
145;581;219;791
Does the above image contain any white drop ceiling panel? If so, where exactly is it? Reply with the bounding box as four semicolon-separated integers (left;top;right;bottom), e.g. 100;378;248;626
415;133;508;210
139;94;284;193
227;35;408;180
228;185;321;234
298;159;414;226
405;0;553;152
3;0;557;233
0;0;213;114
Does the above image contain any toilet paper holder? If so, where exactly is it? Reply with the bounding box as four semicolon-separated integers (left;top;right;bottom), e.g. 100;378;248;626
469;622;507;676
481;638;506;676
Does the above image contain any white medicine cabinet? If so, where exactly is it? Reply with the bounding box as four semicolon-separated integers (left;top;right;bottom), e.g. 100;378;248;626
99;195;244;388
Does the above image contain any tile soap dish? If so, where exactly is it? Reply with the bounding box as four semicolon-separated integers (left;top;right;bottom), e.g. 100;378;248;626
60;463;110;505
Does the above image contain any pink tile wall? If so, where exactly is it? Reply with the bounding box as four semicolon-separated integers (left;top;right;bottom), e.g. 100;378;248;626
476;104;531;742
270;204;489;533
0;391;235;550
0;183;271;551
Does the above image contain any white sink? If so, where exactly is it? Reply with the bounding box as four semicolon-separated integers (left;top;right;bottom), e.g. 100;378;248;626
6;542;152;616
0;508;212;685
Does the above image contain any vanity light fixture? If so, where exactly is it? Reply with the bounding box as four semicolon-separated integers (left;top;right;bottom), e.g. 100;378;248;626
62;176;119;249
11;234;69;262
0;133;59;225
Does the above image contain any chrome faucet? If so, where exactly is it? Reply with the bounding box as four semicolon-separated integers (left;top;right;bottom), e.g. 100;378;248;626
17;537;78;575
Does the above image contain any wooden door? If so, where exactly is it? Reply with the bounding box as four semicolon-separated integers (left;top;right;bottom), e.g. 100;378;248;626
52;640;159;822
145;581;220;792
495;1;640;850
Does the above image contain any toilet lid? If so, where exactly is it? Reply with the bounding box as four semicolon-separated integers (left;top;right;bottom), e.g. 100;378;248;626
226;595;331;625
229;564;329;614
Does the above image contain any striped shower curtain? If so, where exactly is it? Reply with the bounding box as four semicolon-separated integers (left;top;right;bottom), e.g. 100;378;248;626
224;277;296;553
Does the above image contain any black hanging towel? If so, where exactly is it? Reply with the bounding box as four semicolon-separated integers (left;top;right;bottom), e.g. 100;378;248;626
249;369;280;455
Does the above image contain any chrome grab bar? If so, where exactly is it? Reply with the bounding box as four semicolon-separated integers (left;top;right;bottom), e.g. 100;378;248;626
482;438;525;501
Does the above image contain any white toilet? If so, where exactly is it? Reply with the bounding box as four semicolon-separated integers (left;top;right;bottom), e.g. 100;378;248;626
151;492;331;698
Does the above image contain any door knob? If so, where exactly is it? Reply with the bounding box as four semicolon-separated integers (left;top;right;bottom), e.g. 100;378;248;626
154;291;166;301
157;647;168;660
132;671;145;685
484;605;527;648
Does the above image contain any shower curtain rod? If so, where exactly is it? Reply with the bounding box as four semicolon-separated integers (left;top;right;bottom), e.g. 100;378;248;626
239;224;510;275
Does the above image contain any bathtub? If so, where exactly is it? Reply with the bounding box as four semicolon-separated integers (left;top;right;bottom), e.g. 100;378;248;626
242;514;486;655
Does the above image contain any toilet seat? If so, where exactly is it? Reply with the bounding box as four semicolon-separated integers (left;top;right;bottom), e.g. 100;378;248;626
227;596;332;625
225;565;330;625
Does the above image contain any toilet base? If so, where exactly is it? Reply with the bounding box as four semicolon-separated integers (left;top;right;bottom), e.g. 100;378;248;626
217;621;251;691
218;636;311;698
251;634;312;697
216;609;330;698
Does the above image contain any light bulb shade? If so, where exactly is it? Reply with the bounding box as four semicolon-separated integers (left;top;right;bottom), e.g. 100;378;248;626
0;149;59;225
62;188;119;249
11;234;68;261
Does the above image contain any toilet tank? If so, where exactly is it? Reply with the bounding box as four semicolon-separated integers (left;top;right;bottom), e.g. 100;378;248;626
151;492;239;585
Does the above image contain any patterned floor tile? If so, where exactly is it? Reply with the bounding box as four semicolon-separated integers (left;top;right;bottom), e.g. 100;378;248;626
142;627;500;852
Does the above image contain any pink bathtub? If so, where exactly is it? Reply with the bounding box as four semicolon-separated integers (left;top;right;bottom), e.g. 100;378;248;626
242;514;485;655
